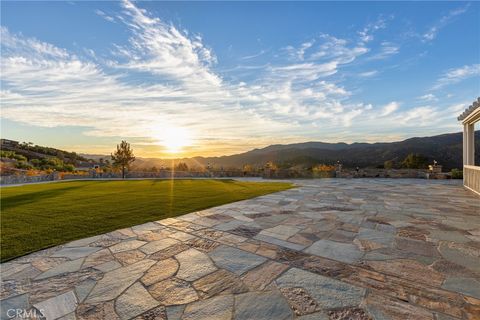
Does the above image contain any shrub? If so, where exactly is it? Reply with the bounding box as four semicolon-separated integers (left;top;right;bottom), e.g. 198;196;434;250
0;151;14;158
63;164;75;172
13;154;27;161
384;160;394;170
15;161;33;170
0;151;27;161
402;153;429;169
312;164;335;178
312;164;335;172
451;168;463;179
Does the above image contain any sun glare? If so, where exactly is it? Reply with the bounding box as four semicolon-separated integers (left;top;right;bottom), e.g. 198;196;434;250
157;126;192;154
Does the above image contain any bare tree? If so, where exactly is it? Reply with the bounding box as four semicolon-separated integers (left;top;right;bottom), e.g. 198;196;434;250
111;141;135;179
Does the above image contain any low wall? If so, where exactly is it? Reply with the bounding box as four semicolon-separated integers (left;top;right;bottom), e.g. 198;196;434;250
262;169;335;179
0;168;450;185
336;168;430;179
0;173;58;185
0;170;248;185
263;168;432;179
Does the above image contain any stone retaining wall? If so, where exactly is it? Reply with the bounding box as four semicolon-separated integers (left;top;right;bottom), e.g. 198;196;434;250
336;168;430;179
263;168;436;179
1;168;451;185
0;173;58;185
0;170;246;185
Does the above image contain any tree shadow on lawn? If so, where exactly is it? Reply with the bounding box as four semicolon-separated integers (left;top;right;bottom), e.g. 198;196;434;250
1;184;86;210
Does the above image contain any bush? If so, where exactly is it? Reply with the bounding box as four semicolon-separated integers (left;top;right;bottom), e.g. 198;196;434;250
15;161;33;170
312;164;335;178
451;168;463;179
63;164;75;172
312;164;335;172
13;154;27;161
402;153;429;169
0;151;27;161
384;160;394;170
0;151;14;158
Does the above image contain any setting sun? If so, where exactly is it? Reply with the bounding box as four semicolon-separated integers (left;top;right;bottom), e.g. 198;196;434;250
158;126;192;153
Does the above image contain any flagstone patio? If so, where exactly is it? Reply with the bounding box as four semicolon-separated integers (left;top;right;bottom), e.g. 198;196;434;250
1;178;479;320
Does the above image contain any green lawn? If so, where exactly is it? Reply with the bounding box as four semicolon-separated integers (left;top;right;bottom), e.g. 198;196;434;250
0;179;292;261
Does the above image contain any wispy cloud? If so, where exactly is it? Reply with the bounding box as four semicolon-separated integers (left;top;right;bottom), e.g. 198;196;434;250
399;106;437;125
432;64;480;90
380;101;400;116
113;0;220;87
367;42;399;60
0;26;69;59
357;15;392;44
240;49;267;60
423;4;469;42
417;93;437;102
95;9;115;23
307;35;369;63
358;70;378;77
285;40;315;61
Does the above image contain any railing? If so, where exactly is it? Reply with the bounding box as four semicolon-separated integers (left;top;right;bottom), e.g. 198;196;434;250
464;165;480;196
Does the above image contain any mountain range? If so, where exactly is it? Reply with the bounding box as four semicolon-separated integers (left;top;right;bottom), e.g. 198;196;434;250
127;131;480;171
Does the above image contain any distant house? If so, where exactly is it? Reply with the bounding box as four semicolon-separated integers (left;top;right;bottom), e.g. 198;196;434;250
0;139;19;149
458;97;480;195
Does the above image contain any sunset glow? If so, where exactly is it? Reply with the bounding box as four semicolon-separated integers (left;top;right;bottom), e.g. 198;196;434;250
155;127;192;154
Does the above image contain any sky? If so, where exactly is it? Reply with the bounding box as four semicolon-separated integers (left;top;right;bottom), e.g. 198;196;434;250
1;1;479;158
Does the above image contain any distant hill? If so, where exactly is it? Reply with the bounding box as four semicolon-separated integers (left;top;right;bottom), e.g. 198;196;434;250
7;131;478;172
166;131;479;171
1;139;94;172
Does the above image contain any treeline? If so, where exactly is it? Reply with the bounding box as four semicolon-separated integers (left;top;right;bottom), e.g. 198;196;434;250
265;153;431;171
1;151;76;172
1;141;93;173
14;142;90;164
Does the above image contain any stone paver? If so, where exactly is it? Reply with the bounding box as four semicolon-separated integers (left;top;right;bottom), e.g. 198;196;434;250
140;258;178;286
34;291;77;320
139;238;180;255
242;260;289;291
148;278;198;305
276;268;365;309
75;279;96;303
234;291;293;320
0;294;29;320
192;269;248;298
35;258;84;280
115;283;159;320
175;248;217;281
182;295;234;320
86;259;155;303
109;240;147;254
441;277;480;299
52;247;100;260
208;245;266;275
1;179;479;319
260;225;301;240
305;240;364;264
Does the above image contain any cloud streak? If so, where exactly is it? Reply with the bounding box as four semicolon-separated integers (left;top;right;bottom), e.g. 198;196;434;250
423;4;469;42
432;64;480;90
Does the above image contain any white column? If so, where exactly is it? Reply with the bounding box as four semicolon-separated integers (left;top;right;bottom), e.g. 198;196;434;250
464;123;468;166
466;123;475;165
